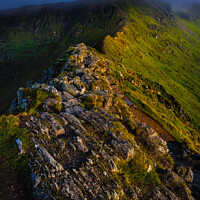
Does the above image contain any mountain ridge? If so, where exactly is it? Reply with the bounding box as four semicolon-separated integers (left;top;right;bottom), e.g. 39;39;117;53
1;43;199;200
0;0;200;199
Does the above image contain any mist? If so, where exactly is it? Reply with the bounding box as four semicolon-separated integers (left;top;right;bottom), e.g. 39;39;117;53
0;0;76;10
0;0;200;11
163;0;200;4
163;0;200;8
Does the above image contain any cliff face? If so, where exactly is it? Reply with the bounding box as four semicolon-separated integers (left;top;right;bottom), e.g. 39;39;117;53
2;43;198;200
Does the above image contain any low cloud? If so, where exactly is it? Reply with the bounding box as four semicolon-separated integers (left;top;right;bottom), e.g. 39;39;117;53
163;0;200;7
0;0;200;11
0;0;75;10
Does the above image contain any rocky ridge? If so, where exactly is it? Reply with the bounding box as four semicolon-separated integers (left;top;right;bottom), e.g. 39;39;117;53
10;44;199;200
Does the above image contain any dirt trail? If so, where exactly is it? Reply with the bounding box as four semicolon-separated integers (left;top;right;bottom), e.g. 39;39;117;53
127;104;176;142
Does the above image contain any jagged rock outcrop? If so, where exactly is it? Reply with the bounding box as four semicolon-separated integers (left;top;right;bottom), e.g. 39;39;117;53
10;44;198;199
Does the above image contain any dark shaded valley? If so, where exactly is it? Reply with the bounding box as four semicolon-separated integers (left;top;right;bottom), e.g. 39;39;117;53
0;0;126;112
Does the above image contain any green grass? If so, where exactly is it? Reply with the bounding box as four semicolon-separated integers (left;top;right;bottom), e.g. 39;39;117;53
121;156;161;187
111;151;162;198
177;17;200;38
103;3;200;152
0;30;58;62
22;88;62;115
0;114;32;198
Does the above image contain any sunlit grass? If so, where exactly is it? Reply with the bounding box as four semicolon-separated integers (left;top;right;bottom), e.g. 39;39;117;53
103;2;200;152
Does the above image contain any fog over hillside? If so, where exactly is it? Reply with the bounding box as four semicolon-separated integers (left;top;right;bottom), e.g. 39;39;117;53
162;0;200;15
163;0;200;8
164;0;200;3
0;0;200;11
0;0;75;10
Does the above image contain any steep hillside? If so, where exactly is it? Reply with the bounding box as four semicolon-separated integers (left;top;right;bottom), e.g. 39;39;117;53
103;0;200;152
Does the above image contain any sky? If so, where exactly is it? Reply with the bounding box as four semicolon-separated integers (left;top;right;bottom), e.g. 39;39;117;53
0;0;200;11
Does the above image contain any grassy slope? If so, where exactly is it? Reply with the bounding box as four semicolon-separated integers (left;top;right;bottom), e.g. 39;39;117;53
0;19;63;73
104;2;200;151
177;17;200;38
0;114;32;199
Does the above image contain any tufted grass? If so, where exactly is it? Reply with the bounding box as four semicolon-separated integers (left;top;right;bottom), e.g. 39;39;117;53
22;88;62;115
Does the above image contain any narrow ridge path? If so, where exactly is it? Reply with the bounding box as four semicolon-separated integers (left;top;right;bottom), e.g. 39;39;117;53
124;99;176;142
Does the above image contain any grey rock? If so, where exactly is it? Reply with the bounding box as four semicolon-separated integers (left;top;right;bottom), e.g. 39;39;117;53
33;188;50;200
37;145;64;171
62;99;84;114
161;169;194;200
57;139;66;151
11;43;198;200
108;159;118;172
61;91;74;100
31;172;41;188
175;165;194;183
151;187;180;200
72;136;88;153
9;88;28;112
41;112;65;136
61;112;87;133
108;138;134;161
128;186;139;200
61;83;79;96
68;142;76;152
80;111;112;133
16;138;24;154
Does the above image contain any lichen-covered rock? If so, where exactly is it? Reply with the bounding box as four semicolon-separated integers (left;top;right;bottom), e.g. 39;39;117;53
36;145;64;171
161;169;194;200
9;88;29;113
175;165;194;183
40;112;65;136
60;83;79;96
80;91;113;109
31;83;58;95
